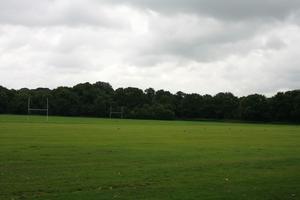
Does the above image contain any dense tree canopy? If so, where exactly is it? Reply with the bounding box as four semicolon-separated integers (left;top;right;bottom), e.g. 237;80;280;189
0;82;299;123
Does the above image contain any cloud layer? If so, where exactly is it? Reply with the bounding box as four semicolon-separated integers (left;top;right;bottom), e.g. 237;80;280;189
0;0;300;96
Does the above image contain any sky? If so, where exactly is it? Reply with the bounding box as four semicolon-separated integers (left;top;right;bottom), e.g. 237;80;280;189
0;0;300;96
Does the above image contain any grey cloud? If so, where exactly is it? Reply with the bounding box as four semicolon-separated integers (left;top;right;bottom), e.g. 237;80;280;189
109;0;300;20
128;18;278;65
0;0;128;28
1;0;300;28
0;0;299;96
264;36;286;50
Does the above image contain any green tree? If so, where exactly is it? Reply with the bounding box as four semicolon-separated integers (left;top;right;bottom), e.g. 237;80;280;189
0;86;9;113
213;92;239;119
239;94;270;121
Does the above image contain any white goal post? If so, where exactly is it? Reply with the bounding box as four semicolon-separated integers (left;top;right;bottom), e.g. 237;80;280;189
109;106;124;119
27;97;49;121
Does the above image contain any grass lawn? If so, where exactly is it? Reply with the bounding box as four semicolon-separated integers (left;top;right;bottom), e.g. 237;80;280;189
0;115;299;200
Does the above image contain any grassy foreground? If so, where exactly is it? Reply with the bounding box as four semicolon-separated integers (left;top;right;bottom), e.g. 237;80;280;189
0;115;299;200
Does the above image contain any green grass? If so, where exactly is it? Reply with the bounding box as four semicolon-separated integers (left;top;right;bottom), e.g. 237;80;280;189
0;115;299;200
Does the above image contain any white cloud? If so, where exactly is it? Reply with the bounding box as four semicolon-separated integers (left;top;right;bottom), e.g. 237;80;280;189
0;0;299;96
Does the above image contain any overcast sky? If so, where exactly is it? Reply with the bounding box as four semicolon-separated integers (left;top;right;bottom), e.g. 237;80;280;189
0;0;300;96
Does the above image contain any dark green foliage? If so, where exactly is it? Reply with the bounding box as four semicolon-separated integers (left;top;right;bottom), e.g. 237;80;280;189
270;91;300;122
51;87;79;116
152;103;175;120
129;104;154;119
145;88;155;104
8;88;30;114
213;92;239;119
239;94;270;121
180;93;203;118
0;86;9;113
114;87;146;109
0;82;299;122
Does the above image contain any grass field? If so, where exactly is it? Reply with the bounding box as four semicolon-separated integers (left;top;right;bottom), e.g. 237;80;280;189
0;115;299;200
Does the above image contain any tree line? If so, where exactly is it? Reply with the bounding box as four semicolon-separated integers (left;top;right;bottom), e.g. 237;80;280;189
0;81;299;123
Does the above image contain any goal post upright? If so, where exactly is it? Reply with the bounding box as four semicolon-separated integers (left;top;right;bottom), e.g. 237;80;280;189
109;104;124;119
27;96;49;121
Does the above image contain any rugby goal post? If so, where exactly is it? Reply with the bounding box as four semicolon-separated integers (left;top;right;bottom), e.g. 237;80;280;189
27;97;49;121
109;106;124;119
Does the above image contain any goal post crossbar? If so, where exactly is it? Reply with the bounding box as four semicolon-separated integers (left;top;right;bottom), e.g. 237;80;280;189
109;106;124;119
27;97;49;121
28;108;48;111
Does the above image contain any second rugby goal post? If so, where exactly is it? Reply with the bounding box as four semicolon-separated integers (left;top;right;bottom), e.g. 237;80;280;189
109;106;124;119
27;97;49;121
